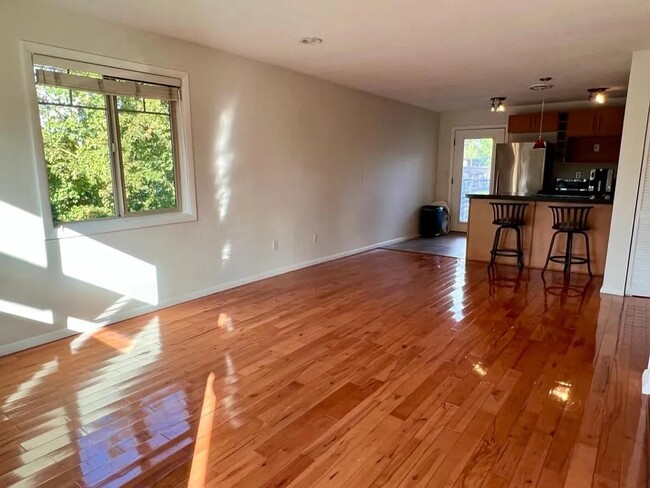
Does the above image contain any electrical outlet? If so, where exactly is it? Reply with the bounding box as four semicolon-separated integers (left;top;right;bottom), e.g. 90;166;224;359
313;233;318;244
272;240;279;251
594;144;600;152
576;171;581;178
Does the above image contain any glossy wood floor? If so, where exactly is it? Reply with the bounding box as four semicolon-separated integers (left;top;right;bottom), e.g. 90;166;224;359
0;250;647;487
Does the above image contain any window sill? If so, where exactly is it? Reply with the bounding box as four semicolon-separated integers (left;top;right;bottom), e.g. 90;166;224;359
46;211;196;240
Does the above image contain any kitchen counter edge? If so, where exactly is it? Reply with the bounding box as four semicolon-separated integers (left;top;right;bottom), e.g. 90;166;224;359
466;194;613;205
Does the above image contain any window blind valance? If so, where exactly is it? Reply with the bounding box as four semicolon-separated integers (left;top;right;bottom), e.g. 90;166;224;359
35;69;180;102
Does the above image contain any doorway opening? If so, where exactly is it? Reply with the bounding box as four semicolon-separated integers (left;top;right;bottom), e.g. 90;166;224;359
450;128;506;232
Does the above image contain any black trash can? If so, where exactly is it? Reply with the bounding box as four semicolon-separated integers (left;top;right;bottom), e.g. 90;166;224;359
419;205;449;237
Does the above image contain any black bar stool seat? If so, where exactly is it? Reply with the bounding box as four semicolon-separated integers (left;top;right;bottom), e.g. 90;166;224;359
542;206;593;277
489;202;528;269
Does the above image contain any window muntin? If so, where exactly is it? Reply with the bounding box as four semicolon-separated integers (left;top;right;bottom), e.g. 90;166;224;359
33;61;181;226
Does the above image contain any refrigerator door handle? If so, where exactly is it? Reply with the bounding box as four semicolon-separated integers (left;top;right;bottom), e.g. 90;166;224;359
493;170;500;194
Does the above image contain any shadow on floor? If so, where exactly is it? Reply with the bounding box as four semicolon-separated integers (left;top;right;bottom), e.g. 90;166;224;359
382;233;466;259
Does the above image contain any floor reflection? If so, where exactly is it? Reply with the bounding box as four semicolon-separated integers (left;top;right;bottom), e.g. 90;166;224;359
541;272;592;313
0;251;647;487
487;264;529;296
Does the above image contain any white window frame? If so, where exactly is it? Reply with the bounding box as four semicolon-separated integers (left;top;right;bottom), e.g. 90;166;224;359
21;42;197;240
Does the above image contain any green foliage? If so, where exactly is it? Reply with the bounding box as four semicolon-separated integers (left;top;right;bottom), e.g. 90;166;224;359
39;102;115;223
37;86;177;223
463;138;493;167
118;99;177;212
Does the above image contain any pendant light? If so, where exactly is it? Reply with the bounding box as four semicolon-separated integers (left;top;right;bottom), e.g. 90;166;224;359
490;97;506;112
529;77;553;149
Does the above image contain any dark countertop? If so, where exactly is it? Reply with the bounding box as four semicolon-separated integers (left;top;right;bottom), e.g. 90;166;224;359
466;193;614;205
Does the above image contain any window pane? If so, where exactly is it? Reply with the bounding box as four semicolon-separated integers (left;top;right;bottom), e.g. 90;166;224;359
36;84;70;105
117;96;144;111
37;95;115;224
143;99;170;114
71;90;105;109
459;138;494;223
118;99;177;213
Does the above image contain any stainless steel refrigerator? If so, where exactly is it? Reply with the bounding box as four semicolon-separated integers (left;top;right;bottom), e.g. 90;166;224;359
492;142;555;195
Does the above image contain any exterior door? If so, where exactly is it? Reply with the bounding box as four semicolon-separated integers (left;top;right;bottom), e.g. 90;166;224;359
450;128;506;232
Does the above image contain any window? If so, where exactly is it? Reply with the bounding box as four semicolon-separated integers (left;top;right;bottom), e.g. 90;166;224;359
27;48;196;238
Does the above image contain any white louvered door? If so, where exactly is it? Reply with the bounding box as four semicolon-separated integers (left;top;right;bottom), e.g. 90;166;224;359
627;111;650;296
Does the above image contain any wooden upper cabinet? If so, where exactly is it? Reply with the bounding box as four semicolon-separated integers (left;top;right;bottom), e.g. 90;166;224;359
566;110;594;137
596;106;625;136
567;106;625;137
508;112;558;133
508;113;535;133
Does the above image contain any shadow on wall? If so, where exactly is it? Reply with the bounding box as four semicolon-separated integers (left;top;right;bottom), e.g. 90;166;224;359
0;200;158;351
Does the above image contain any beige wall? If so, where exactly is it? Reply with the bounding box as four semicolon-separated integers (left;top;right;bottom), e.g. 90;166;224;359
0;0;439;354
603;50;650;295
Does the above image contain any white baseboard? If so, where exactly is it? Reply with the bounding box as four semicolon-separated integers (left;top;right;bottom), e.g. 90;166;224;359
0;329;78;357
0;234;416;357
600;286;624;296
150;233;417;314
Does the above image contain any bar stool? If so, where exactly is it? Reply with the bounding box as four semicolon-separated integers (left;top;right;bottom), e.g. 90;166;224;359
542;206;593;277
488;202;528;269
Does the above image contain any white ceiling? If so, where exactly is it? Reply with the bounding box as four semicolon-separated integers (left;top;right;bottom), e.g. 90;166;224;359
39;0;650;111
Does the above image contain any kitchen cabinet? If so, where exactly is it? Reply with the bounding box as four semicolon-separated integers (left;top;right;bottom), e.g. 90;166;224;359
508;112;558;133
567;106;625;137
566;136;621;164
596;106;626;135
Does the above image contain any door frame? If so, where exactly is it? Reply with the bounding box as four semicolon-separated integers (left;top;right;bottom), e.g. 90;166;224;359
625;108;650;296
448;126;506;232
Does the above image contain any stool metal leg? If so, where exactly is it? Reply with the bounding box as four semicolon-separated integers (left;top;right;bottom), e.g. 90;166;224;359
515;226;523;269
564;232;574;277
580;231;593;277
489;226;502;267
542;231;559;275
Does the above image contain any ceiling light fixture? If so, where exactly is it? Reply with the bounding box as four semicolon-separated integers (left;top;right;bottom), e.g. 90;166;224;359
300;36;323;45
530;77;553;149
587;87;608;104
490;97;506;112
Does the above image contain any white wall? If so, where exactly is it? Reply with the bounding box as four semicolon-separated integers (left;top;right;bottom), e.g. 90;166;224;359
0;0;439;354
602;50;650;295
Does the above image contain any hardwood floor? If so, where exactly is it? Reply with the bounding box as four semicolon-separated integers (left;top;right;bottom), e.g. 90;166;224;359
0;250;646;487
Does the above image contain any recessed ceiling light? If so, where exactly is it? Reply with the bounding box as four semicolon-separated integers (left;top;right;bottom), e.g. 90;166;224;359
300;36;323;45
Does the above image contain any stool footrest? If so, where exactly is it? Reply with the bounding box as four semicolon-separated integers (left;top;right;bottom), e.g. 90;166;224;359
549;255;589;265
491;249;520;257
542;213;594;277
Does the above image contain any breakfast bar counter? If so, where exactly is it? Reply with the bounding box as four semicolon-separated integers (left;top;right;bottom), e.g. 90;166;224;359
466;194;613;275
